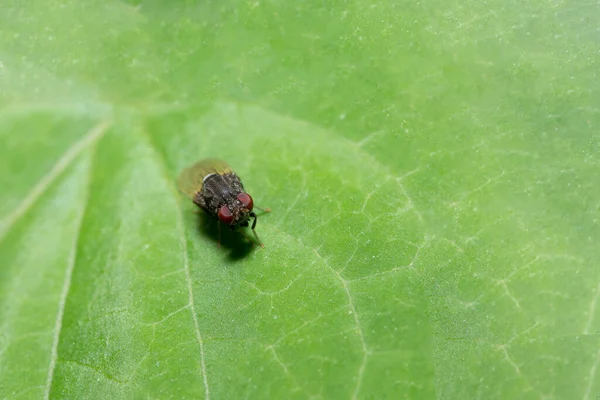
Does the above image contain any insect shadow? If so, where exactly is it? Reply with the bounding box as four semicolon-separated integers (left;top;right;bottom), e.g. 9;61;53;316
194;211;254;261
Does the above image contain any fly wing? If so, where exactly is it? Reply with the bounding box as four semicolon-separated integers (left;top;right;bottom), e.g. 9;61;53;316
177;158;233;199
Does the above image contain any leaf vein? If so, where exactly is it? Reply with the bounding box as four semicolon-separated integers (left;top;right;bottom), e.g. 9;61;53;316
0;120;110;243
43;142;98;400
139;128;210;400
584;279;600;335
584;348;600;400
310;246;368;400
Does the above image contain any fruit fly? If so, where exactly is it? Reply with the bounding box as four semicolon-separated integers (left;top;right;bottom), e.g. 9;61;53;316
177;158;268;247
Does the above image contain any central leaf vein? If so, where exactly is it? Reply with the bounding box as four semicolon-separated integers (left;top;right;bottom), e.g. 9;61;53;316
139;128;211;400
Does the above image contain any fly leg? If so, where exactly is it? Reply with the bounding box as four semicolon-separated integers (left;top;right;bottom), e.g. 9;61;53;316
249;212;264;247
217;221;221;248
254;206;271;214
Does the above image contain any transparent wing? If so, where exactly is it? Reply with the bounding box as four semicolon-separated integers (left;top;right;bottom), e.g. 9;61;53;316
177;158;233;199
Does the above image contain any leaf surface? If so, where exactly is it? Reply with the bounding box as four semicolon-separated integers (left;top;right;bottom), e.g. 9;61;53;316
0;1;598;399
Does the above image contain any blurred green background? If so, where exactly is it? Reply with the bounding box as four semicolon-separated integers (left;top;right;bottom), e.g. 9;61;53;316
0;0;599;399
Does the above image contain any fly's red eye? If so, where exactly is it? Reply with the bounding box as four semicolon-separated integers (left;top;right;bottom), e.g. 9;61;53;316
237;193;253;211
218;205;234;224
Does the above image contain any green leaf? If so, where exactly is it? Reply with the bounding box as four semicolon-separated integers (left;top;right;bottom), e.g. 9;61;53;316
1;1;598;399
